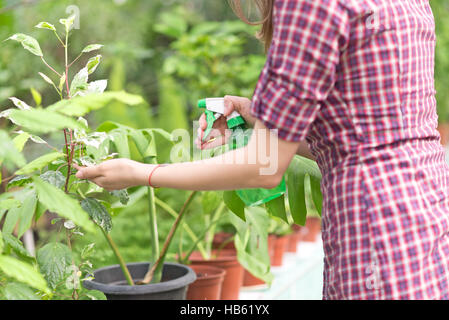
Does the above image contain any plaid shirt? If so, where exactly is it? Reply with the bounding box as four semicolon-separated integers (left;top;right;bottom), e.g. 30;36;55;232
251;0;449;299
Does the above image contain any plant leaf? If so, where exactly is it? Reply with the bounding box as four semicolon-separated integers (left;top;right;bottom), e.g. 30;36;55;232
3;282;40;300
310;175;323;216
35;22;56;31
82;44;103;53
80;198;112;233
223;190;246;221
70;67;89;97
265;194;288;223
6;33;43;57
110;189;129;205
9;97;31;110
0;255;50;294
7;109;86;134
39;170;65;189
17;193;38;238
86;55;101;75
2;233;34;262
33;177;96;233
46;91;145;117
59;15;76;32
30;88;42;106
7;175;32;190
36;242;72;289
0;130;26;168
15;152;65;175
286;156;322;226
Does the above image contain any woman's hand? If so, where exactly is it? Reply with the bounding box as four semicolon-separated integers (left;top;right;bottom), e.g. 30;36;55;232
73;159;151;191
195;95;256;150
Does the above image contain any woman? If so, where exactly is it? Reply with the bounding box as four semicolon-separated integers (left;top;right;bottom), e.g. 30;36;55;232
75;0;449;299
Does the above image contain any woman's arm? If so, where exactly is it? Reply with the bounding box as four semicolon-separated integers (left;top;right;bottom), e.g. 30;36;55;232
74;120;300;191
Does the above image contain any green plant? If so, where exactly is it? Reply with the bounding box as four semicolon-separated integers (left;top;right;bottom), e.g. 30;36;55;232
0;15;149;299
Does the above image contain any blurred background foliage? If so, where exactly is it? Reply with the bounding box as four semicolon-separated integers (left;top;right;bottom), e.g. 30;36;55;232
0;0;448;269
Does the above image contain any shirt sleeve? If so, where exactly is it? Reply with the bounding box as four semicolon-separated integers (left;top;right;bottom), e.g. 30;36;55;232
251;0;349;142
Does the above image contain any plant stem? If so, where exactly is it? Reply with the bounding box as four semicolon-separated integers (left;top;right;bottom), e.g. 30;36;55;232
205;202;226;259
139;191;198;284
145;158;159;263
154;197;208;257
102;229;134;286
147;186;159;262
40;56;62;77
64;29;71;99
179;213;223;265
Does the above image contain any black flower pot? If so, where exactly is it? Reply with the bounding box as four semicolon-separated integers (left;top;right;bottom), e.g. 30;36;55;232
83;262;196;300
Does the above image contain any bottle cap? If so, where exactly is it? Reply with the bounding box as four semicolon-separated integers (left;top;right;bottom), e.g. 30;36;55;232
227;115;245;129
198;99;207;109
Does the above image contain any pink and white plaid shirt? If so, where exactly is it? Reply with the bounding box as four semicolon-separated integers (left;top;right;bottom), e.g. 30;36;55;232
251;0;449;299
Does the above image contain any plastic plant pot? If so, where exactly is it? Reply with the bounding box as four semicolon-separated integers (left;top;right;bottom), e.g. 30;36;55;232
83;262;196;300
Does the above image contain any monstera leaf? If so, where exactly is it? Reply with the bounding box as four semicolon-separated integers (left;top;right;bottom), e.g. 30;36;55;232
286;155;322;226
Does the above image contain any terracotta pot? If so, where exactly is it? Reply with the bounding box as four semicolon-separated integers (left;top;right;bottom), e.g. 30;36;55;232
188;249;244;300
271;235;289;267
186;265;226;300
212;232;235;251
242;235;276;287
286;231;302;253
303;217;321;242
438;123;449;146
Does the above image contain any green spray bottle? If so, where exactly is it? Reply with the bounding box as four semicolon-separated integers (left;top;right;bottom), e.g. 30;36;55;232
198;97;286;207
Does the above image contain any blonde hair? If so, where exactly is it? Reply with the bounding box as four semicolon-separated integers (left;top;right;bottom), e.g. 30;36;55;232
228;0;274;52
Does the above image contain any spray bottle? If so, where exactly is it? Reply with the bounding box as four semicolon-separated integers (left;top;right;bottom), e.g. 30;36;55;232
198;97;286;207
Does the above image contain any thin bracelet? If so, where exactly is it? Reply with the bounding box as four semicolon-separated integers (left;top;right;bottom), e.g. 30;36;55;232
148;164;161;188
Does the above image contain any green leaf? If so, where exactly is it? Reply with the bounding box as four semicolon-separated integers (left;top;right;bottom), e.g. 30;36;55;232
33;177;96;232
310;175;323;215
0;256;50;294
70;67;89;97
58;72;66;91
9;97;31;110
46;91;145;117
0;231;4;254
59;15;76;32
86;55;101;75
80;243;95;260
7;109;86;134
109;128;130;158
2;233;34;262
110;189;129;205
3;207;20;234
30;88;42;106
38;72;55;86
37;242;72;289
0;130;26;168
82;44;103;53
228;207;273;285
83;290;106;300
286;156;321;226
35;21;56;31
154;11;188;38
39;170;65;189
201;191;221;215
0;198;21;210
80;198;112;233
17;193;37;238
265;194;288;223
6;33;43;56
15;152;65;175
7;175;32;190
12;131;30;152
223;190;246;221
3;282;40;300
